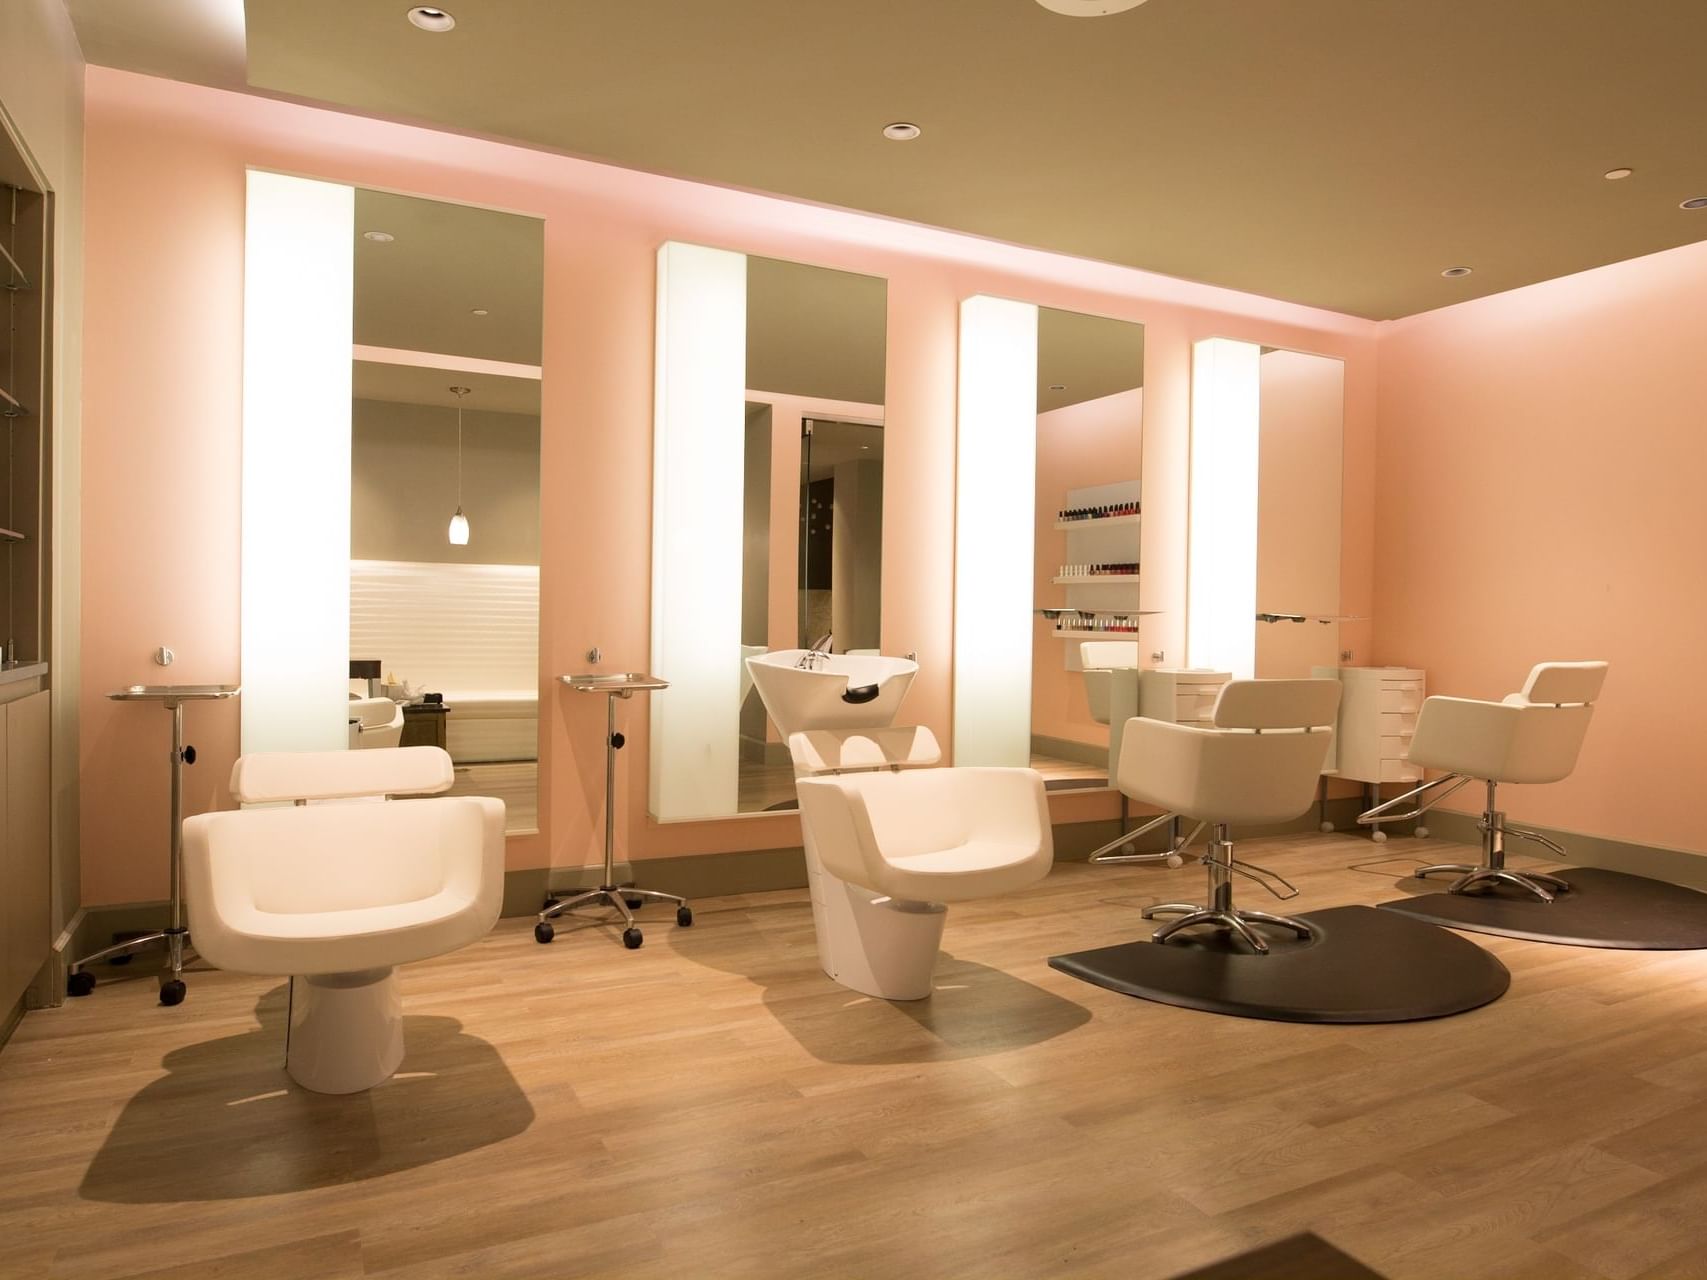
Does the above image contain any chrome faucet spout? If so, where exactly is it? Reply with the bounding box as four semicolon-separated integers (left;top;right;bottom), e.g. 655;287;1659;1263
796;635;834;670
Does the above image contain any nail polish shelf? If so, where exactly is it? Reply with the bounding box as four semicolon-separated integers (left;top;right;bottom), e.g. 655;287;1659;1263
1053;514;1140;531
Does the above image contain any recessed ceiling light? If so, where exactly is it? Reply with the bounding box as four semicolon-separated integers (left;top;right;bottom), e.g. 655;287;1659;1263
882;122;922;141
1048;384;1067;391
1036;0;1150;14
1441;266;1473;278
362;230;395;243
407;6;456;32
1603;167;1634;181
1682;197;1707;210
470;308;489;316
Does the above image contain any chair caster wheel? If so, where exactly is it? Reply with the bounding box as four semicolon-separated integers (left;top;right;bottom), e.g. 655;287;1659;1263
623;927;643;950
677;905;693;927
1415;825;1430;839
1371;829;1388;844
1319;821;1336;833
624;897;644;910
67;971;95;997
534;922;555;944
159;980;187;1007
1164;855;1183;869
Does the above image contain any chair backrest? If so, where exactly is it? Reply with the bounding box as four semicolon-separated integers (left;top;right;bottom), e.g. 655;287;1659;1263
1410;659;1608;784
195;795;493;914
231;745;454;803
1116;718;1333;825
1517;661;1608;706
1212;678;1342;731
788;725;942;777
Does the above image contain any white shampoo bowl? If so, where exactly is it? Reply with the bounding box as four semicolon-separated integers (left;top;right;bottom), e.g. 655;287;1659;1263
746;650;918;737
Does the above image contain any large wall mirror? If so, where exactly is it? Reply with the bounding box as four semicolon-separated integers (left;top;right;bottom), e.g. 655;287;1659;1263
954;297;1145;788
241;174;543;834
653;242;886;821
1188;338;1345;680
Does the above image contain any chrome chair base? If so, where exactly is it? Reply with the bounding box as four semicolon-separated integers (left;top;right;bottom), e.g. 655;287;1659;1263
1416;862;1572;904
1143;903;1314;955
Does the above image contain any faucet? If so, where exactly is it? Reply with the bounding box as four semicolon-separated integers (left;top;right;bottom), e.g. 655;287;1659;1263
796;634;833;670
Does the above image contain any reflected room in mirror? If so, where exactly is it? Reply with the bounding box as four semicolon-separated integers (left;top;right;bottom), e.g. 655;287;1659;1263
737;257;887;814
1255;348;1346;678
1030;308;1146;791
646;241;891;822
348;190;543;833
1187;338;1346;684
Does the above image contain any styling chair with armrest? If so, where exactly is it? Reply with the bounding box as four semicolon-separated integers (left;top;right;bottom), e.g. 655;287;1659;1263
1094;678;1342;954
183;746;504;1093
1358;661;1609;902
791;726;1053;1000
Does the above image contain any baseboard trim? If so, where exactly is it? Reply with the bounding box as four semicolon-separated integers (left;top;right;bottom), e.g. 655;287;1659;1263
1415;810;1707;892
0;996;23;1052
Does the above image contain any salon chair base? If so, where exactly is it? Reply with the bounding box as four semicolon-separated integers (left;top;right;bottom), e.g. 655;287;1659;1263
287;968;405;1095
810;859;947;1002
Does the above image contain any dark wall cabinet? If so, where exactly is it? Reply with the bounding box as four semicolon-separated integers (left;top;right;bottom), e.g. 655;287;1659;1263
1;688;49;1013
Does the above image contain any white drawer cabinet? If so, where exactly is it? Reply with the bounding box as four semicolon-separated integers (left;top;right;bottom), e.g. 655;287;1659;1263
1315;665;1426;784
1140;668;1233;729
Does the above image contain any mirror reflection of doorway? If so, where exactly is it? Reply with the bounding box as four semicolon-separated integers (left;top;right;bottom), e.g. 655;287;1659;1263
347;190;544;834
798;418;883;653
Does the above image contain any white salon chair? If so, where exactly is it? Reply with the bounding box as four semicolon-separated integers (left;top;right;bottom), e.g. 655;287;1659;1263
183;746;504;1094
349;696;404;749
1101;679;1342;953
792;726;1053;1000
1359;661;1609;902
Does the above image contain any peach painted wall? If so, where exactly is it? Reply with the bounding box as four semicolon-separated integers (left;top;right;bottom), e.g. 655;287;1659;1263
78;68;1379;906
1032;389;1144;748
1374;239;1707;854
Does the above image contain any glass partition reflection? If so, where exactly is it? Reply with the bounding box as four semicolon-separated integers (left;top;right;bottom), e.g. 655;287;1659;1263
348;189;544;833
1029;308;1146;790
652;245;887;820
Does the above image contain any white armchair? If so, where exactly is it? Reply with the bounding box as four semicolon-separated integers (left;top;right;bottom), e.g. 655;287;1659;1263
1097;678;1342;953
183;746;504;1093
792;726;1053;999
1359;661;1609;901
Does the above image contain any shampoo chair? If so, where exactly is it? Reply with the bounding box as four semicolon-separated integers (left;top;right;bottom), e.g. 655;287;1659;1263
792;726;1053;1000
183;746;504;1093
1359;661;1609;901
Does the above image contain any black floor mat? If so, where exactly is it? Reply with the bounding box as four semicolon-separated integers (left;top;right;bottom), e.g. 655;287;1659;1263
1050;905;1509;1024
1379;866;1707;949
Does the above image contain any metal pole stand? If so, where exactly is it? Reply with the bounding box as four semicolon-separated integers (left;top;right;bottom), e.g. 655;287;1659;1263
537;672;692;949
68;684;239;1005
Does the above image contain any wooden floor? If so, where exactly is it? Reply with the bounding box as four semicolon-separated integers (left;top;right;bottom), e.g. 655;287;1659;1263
7;834;1707;1280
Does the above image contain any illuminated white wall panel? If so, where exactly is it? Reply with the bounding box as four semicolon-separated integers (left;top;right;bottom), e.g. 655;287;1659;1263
953;295;1039;766
1187;337;1261;679
650;242;746;819
241;171;354;754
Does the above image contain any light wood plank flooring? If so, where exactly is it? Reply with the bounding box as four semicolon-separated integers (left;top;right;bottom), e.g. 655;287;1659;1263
6;834;1707;1280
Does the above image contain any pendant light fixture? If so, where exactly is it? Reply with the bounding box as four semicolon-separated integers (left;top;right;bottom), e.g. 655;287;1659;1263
448;385;471;545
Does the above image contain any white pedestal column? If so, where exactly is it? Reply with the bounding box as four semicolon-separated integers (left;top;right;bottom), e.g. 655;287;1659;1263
288;967;404;1094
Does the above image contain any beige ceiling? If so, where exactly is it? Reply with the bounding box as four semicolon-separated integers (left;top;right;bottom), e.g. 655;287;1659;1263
1037;308;1144;412
67;1;1707;318
353;189;543;364
353;361;541;417
747;257;886;406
